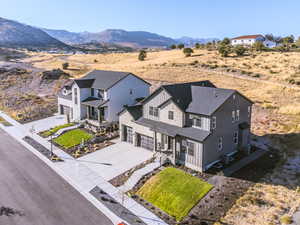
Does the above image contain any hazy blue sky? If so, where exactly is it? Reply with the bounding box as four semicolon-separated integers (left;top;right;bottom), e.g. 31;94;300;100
1;0;299;38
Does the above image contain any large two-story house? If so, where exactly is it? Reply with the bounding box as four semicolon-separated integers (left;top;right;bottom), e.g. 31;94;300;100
231;34;277;48
57;70;150;126
119;81;253;172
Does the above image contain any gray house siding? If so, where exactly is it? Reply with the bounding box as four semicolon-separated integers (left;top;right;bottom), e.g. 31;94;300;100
176;136;203;171
202;92;252;170
186;113;211;131
143;89;171;121
160;101;184;127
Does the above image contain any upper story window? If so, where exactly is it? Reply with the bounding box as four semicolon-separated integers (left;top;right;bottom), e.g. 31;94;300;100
74;88;78;105
218;137;223;151
234;131;238;144
187;141;195;156
248;106;251;117
129;89;133;95
168;111;174;120
190;115;202;128
97;89;104;99
212;116;216;129
232;111;235;123
149;106;159;117
91;88;94;96
236;110;240;121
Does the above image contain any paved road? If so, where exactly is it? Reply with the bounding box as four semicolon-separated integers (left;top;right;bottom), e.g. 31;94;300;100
0;129;113;225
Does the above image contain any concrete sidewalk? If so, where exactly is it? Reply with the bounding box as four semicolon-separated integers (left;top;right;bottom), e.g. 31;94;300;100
0;111;168;225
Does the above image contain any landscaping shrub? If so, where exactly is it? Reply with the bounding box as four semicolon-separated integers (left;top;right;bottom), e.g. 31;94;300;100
280;215;293;224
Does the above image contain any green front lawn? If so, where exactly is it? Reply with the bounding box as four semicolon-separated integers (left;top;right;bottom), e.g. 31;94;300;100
137;167;213;221
53;129;93;149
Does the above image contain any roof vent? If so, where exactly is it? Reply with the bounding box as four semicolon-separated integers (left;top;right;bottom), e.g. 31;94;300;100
214;90;218;98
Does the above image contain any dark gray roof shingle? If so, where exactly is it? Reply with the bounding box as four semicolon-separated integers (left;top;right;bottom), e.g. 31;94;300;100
81;97;109;107
185;86;235;115
136;118;210;142
125;105;143;120
74;70;150;90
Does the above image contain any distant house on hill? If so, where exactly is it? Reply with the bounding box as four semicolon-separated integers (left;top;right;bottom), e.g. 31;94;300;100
231;34;277;48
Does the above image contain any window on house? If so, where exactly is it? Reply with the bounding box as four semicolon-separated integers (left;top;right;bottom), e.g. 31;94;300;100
129;89;133;95
232;111;235;123
168;111;174;120
74;88;78;105
236;110;240;121
248;106;251;117
149;106;159;117
91;88;94;96
218;137;223;151
212;116;216;129
153;107;159;117
187;141;195;156
234;131;238;144
149;106;154;116
192;117;201;128
97;89;104;99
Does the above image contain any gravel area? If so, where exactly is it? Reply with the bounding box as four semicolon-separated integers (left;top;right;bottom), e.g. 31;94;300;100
23;136;63;162
90;186;147;225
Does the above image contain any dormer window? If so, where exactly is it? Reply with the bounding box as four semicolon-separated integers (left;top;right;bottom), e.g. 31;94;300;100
97;89;104;99
149;106;159;117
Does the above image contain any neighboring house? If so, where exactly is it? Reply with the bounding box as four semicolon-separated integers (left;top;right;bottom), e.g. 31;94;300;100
57;70;150;126
119;81;253;172
231;34;276;48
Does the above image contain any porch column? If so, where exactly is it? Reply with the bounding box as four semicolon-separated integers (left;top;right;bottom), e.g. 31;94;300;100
87;106;90;119
98;108;101;125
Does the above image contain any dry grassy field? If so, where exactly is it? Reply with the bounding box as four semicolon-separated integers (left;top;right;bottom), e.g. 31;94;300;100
19;49;300;225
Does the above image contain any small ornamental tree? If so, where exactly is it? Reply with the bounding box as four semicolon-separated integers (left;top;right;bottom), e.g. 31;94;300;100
252;41;264;52
62;62;69;70
138;50;147;61
218;44;231;57
183;48;193;57
170;44;177;49
195;43;200;49
234;45;246;56
221;37;231;45
177;43;185;49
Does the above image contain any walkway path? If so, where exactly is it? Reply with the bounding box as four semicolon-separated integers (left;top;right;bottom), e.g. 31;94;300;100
119;159;161;193
46;123;80;140
0;111;168;225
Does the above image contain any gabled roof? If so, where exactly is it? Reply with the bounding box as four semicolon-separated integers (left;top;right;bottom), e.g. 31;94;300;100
141;80;253;116
185;86;235;115
231;34;264;40
73;70;150;90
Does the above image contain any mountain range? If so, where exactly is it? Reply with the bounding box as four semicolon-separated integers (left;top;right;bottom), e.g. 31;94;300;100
0;17;68;49
0;17;218;49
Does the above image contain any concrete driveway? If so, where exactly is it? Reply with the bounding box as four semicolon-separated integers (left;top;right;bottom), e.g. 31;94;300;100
23;114;67;132
79;142;154;181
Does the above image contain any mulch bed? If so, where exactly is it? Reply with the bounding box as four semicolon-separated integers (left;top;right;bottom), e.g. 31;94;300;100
90;186;147;225
23;136;63;162
50;127;116;158
52;139;114;158
128;147;280;225
109;157;155;187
